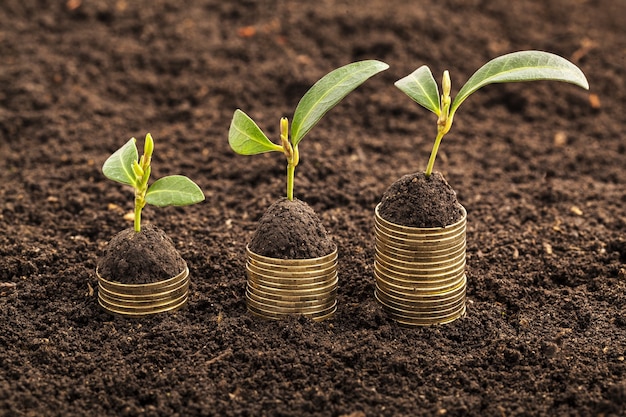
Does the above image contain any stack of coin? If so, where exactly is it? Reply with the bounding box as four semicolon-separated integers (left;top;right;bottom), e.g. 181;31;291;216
97;265;190;316
245;247;338;321
374;205;467;326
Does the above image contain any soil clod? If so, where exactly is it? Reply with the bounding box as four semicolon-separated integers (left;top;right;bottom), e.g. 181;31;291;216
97;224;186;284
249;198;336;259
378;172;464;228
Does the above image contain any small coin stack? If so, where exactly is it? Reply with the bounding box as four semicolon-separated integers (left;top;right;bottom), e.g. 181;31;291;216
374;205;467;326
97;265;190;316
245;247;338;321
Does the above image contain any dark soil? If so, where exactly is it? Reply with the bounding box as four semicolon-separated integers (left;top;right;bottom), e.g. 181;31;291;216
378;171;464;228
98;225;186;284
1;0;625;416
249;198;336;259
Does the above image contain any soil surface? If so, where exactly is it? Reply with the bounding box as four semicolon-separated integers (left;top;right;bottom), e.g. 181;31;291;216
1;0;625;416
98;225;186;284
378;171;464;228
249;198;336;259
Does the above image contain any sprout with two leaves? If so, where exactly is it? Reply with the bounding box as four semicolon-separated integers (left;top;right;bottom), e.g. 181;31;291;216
228;60;389;200
395;50;589;177
102;133;205;232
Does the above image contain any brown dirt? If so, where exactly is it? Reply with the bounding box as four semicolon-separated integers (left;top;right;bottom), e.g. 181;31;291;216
98;225;186;284
378;171;464;227
1;0;625;416
249;198;336;259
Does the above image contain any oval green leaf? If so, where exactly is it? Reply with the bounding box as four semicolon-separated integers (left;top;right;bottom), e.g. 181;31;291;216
145;175;205;207
451;50;590;115
102;138;139;186
291;60;389;146
228;109;283;155
394;65;441;116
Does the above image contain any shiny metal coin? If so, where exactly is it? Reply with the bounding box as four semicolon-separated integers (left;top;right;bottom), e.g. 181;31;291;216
375;204;467;235
247;246;338;267
97;265;189;295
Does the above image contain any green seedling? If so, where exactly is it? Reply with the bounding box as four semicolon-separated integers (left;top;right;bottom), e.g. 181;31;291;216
228;60;389;200
395;50;589;177
102;133;205;232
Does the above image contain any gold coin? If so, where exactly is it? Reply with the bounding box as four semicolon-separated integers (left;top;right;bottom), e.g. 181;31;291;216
246;295;336;315
385;306;466;326
375;274;466;298
374;245;465;268
375;288;465;311
374;204;466;235
97;265;189;295
246;289;336;308
98;277;189;302
375;226;465;251
246;285;337;303
374;260;465;282
374;219;466;242
247;246;338;267
248;258;337;273
98;292;188;316
375;238;466;259
246;299;337;320
98;283;189;307
375;252;465;276
247;274;338;293
246;262;337;281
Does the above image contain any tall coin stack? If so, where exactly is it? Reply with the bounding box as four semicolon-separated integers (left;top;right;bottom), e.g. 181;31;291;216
245;247;338;321
374;205;467;326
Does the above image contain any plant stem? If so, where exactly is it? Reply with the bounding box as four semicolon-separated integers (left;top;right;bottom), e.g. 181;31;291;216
425;130;445;178
133;137;153;232
425;71;453;178
280;117;299;201
134;179;148;232
286;162;295;201
134;195;143;232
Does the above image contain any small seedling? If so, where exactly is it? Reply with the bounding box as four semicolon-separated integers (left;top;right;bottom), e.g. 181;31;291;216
102;133;205;232
228;60;389;200
395;50;589;177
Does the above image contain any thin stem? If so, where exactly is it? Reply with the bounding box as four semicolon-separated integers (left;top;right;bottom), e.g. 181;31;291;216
134;196;143;232
134;183;147;232
280;117;299;201
286;162;295;201
133;135;153;232
425;70;453;178
425;130;445;178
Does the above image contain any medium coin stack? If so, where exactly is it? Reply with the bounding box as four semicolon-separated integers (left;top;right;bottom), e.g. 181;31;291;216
97;265;190;316
374;205;467;326
245;246;338;321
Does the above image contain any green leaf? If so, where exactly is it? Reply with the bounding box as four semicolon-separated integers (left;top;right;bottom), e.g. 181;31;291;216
291;60;389;146
145;175;205;207
451;50;589;115
394;65;441;116
102;138;139;187
228;109;283;155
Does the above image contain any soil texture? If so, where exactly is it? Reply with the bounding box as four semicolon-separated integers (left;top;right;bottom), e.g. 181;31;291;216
98;225;186;284
249;198;336;259
378;171;464;228
1;0;625;416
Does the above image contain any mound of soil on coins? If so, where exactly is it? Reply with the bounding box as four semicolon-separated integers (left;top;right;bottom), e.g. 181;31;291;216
249;198;336;259
378;172;465;228
98;224;186;284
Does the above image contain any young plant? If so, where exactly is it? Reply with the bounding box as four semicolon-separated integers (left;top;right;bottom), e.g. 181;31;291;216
228;60;389;200
102;133;205;232
395;50;590;177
